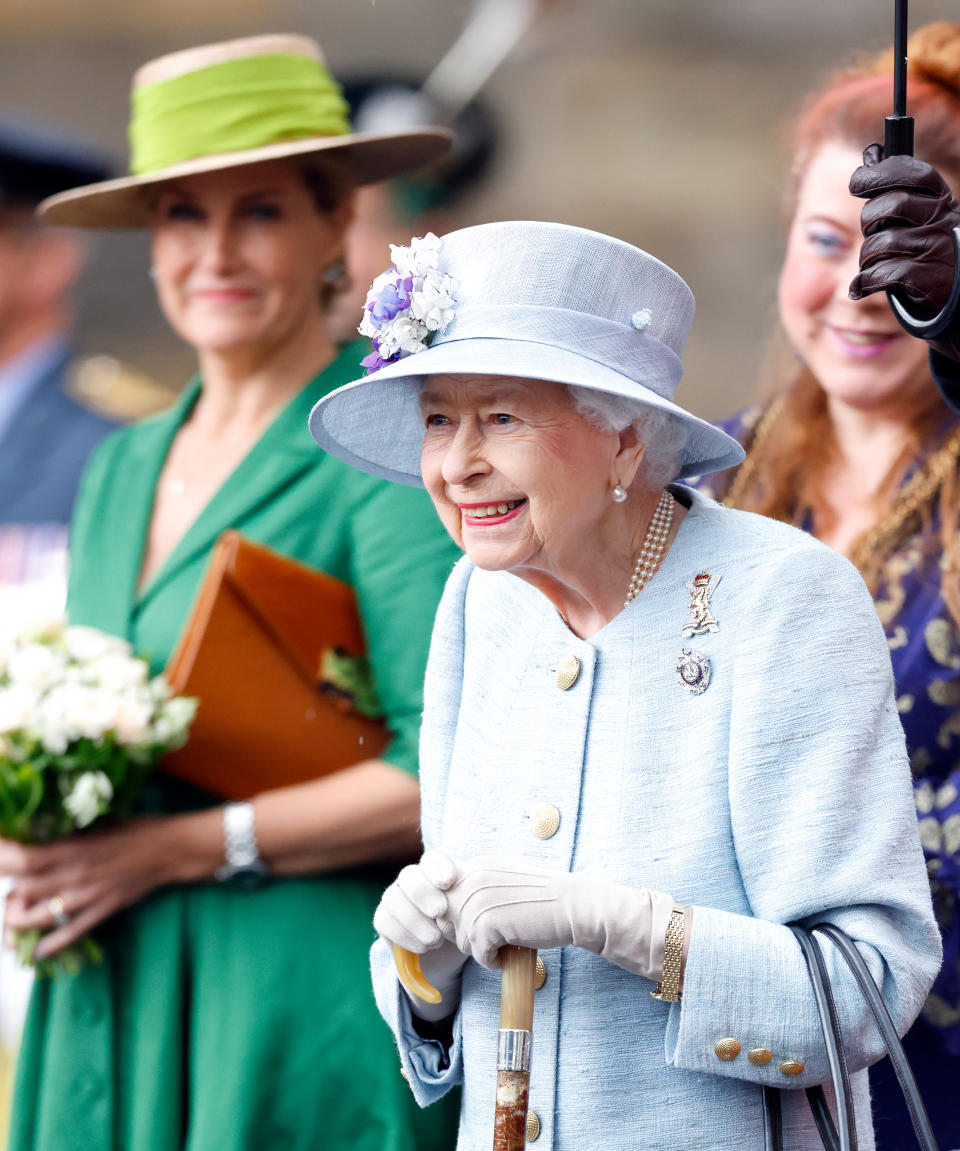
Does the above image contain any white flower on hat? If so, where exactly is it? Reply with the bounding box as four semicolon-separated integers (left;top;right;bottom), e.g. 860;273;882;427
411;275;457;331
390;232;443;278
359;233;458;373
377;315;429;360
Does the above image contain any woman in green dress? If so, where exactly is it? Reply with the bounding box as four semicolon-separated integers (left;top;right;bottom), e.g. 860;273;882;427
0;35;461;1151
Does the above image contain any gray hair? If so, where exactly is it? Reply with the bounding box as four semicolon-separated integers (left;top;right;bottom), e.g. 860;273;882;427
566;385;687;488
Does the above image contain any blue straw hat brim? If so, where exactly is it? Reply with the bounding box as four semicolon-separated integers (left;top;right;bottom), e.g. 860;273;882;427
309;336;745;486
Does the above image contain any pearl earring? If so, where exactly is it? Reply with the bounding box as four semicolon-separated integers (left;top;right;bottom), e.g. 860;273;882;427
612;483;627;503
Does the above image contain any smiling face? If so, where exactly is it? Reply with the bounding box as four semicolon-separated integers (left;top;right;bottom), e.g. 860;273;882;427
149;159;350;355
778;140;933;417
419;374;634;577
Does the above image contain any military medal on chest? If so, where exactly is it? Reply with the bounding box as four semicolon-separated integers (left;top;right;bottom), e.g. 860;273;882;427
676;648;711;695
677;572;719;695
682;572;720;637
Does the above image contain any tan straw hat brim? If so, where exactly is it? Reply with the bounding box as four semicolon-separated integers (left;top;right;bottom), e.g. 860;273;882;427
38;127;452;229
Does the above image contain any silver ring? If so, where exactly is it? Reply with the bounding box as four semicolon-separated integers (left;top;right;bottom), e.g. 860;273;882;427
47;895;70;929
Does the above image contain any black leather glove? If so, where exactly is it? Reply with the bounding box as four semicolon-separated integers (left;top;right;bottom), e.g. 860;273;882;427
849;144;960;362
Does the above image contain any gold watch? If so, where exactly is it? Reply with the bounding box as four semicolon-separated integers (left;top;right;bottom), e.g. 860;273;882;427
650;905;685;1003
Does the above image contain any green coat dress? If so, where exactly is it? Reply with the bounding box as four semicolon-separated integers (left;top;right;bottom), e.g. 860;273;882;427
8;344;462;1151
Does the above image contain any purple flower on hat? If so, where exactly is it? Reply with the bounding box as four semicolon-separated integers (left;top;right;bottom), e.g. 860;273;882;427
357;233;458;375
364;269;414;329
360;346;391;373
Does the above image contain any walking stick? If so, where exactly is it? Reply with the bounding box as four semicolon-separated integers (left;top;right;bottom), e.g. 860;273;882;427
882;0;960;337
493;946;537;1151
394;943;538;1151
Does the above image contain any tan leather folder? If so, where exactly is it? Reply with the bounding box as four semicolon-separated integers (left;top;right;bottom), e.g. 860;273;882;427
164;531;389;800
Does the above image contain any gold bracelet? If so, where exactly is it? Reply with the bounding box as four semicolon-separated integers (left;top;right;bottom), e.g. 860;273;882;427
650;904;685;1003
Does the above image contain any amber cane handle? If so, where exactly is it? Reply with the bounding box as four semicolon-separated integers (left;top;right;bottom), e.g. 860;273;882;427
393;945;443;1004
493;946;537;1151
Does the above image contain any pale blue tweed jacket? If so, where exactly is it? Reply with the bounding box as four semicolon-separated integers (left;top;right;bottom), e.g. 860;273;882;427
371;486;941;1151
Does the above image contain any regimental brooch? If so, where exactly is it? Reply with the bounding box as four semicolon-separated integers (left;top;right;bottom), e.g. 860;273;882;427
682;572;720;637
676;648;711;695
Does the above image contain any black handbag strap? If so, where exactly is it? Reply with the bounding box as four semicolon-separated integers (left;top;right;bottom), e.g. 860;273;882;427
791;925;856;1151
811;922;940;1151
763;1083;783;1149
765;923;939;1151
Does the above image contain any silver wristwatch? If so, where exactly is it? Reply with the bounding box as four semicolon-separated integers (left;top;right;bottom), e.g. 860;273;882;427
215;802;271;886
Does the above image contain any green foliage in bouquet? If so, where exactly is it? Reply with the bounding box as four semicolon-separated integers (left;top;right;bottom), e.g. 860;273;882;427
0;620;197;976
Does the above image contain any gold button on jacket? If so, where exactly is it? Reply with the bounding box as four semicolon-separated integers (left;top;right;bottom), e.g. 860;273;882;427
534;955;547;989
747;1048;772;1066
530;803;560;839
525;1111;541;1141
714;1039;741;1061
779;1060;804;1076
555;655;580;690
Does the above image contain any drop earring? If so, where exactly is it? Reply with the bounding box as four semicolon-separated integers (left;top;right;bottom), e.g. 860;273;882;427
324;258;347;286
612;483;627;503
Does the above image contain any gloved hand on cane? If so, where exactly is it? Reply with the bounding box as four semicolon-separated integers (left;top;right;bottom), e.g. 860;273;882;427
849;144;960;362
375;851;681;1013
374;850;469;1021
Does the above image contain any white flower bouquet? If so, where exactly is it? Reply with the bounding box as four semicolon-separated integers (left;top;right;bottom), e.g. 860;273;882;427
0;619;197;975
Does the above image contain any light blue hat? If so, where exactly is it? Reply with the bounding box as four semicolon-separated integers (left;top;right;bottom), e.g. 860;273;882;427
308;220;744;484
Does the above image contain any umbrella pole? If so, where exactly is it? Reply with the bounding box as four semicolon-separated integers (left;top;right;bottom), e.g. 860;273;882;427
880;0;960;338
885;0;913;157
494;946;537;1151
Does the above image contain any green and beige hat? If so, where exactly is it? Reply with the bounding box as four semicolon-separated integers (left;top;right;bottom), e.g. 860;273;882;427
38;34;453;229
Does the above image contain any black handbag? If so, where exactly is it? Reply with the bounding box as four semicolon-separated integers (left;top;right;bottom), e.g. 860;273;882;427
764;922;939;1151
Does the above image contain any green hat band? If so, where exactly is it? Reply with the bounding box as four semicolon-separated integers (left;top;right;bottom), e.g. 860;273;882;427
129;53;351;176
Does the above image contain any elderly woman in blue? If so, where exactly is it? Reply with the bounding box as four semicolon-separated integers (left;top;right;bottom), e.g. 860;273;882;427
308;221;941;1151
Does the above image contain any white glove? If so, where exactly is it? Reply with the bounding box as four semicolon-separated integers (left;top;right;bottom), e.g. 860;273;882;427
439;856;676;979
374;850;469;1021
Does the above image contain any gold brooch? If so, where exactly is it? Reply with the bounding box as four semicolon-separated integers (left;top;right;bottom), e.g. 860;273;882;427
682;572;720;637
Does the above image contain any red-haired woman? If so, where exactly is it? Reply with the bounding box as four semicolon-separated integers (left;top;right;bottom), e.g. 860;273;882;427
697;23;960;1151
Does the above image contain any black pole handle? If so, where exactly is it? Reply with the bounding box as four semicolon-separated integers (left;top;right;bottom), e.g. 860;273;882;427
887;228;960;339
884;118;960;337
881;0;960;338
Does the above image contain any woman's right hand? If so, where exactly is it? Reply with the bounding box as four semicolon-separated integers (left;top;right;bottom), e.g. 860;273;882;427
375;850;469;1020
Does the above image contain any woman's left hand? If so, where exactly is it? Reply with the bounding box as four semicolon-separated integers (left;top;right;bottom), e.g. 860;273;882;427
0;817;183;959
439;855;676;978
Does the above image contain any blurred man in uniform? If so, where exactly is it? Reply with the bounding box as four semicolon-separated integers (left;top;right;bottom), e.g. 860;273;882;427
0;117;117;536
0;114;172;596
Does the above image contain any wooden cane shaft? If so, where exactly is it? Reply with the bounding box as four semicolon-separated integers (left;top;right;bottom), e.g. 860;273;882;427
498;946;536;1029
493;947;537;1151
493;1070;530;1151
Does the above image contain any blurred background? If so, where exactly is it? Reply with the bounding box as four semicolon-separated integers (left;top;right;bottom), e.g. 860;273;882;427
0;0;952;418
0;0;954;1143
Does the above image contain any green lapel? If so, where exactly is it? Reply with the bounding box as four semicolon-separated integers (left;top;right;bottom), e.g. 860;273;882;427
136;342;363;608
91;380;201;640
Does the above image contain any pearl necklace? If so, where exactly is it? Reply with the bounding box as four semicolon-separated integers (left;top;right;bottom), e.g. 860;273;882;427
624;490;675;606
